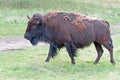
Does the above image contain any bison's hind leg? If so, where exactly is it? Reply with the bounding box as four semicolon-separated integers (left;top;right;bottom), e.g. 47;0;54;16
103;38;115;64
94;42;104;64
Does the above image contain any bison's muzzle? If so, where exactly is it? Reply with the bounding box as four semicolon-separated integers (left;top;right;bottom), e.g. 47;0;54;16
24;32;31;40
24;32;39;45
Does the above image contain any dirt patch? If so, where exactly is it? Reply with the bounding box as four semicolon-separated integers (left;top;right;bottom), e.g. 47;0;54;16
0;37;31;52
0;24;120;52
0;37;48;52
111;24;120;29
110;24;120;37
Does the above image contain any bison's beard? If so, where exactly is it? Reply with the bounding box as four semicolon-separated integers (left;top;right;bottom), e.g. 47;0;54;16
30;38;39;45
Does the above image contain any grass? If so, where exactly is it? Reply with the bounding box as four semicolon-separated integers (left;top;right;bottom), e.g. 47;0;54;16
0;0;120;80
0;0;120;37
0;36;120;80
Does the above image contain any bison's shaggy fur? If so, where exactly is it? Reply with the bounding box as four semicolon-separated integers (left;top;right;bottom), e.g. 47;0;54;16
24;12;115;65
43;12;87;33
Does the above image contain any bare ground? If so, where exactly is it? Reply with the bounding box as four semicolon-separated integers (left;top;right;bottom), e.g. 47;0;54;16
0;25;120;52
0;37;48;52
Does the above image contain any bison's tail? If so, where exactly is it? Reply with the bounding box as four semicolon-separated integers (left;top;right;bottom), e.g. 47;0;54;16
109;36;113;48
106;21;113;49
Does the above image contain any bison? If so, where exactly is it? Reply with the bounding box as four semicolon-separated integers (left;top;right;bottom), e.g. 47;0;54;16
24;12;115;64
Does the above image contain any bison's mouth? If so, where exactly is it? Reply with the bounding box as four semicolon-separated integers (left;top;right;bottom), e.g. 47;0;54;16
30;37;39;45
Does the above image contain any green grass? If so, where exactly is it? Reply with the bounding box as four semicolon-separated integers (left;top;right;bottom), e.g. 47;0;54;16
0;0;120;79
0;36;120;80
0;0;120;37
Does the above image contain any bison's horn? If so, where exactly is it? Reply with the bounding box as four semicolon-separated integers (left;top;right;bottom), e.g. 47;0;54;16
27;15;30;19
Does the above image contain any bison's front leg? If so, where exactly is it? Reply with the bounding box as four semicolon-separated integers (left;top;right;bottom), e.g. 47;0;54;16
64;41;77;64
45;45;57;62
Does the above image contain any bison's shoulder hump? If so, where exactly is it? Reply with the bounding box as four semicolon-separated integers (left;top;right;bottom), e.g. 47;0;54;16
43;12;101;33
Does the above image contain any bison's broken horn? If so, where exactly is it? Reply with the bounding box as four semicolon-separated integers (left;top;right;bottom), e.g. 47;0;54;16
27;15;30;19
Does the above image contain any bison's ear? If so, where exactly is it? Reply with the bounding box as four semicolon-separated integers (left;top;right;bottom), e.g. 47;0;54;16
27;15;30;19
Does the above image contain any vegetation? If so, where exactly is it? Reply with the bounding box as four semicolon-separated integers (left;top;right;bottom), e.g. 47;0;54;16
0;0;120;36
0;0;120;80
0;36;120;80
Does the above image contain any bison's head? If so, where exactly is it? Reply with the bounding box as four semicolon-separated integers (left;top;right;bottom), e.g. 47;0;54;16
24;13;43;45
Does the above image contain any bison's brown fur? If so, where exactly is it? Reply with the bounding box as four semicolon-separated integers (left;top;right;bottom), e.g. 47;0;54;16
43;12;87;33
43;12;98;33
24;12;115;65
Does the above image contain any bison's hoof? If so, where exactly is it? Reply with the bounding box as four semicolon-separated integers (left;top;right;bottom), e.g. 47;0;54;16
71;61;75;65
45;59;49;62
93;62;98;65
111;61;115;65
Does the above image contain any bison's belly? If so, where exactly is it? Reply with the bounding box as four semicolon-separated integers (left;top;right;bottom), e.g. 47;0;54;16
73;36;94;48
71;31;95;48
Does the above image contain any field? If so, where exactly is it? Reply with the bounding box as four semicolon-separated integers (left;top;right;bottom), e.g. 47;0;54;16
0;36;120;80
0;0;120;80
0;0;120;36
